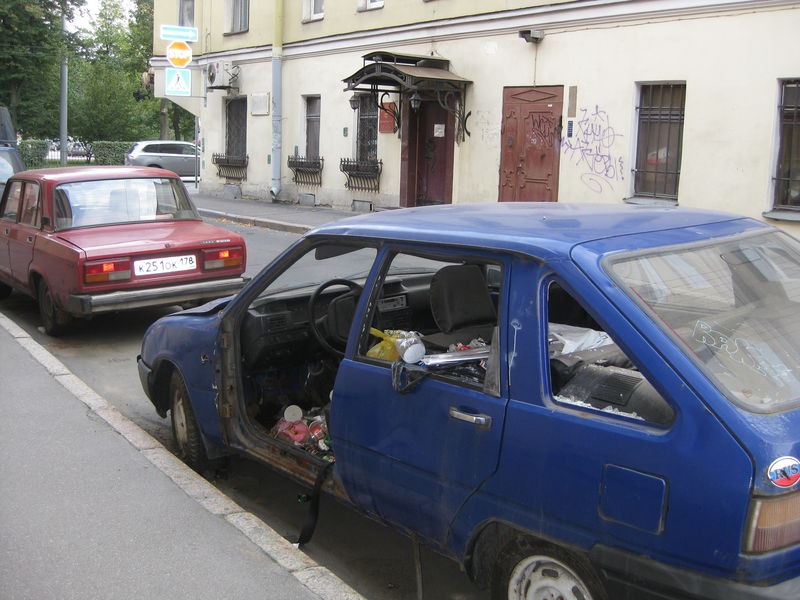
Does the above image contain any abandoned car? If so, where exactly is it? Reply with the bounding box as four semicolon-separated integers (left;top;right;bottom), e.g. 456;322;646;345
138;203;800;599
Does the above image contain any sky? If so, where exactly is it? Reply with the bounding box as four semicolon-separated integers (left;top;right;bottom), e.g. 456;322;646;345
69;0;134;32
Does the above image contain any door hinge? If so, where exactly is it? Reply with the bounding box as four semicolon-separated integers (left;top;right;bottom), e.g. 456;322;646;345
219;332;233;349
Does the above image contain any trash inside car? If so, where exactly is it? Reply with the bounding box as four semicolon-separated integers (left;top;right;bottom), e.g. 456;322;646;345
138;203;800;599
0;166;247;335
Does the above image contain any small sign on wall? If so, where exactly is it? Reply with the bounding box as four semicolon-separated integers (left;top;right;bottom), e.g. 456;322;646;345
251;92;270;116
379;102;397;133
433;123;446;138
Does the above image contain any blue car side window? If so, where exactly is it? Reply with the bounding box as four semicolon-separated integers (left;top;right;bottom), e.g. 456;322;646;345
547;281;674;426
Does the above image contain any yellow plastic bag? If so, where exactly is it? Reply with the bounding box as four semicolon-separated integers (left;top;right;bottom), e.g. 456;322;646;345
366;328;402;361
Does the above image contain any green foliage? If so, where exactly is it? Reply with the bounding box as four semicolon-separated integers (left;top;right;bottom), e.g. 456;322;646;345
18;139;49;169
91;140;133;165
2;0;187;145
0;0;84;136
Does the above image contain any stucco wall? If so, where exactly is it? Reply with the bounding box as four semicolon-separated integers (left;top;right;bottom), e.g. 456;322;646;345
152;1;800;234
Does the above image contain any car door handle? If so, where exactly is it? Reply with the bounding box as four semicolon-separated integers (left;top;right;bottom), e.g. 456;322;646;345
449;406;492;429
27;236;34;243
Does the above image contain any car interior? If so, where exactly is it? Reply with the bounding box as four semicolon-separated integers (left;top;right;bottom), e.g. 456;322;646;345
235;246;674;465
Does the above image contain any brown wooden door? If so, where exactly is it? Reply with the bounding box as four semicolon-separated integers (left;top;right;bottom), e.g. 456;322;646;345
400;99;454;207
499;86;563;202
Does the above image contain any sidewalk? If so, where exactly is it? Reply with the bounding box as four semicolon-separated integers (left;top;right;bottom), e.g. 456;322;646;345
0;313;364;600
186;186;358;234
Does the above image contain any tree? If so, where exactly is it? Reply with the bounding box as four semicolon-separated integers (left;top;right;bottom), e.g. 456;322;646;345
69;0;161;142
0;0;85;137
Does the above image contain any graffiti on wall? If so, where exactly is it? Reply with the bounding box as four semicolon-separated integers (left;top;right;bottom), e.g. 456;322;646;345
561;105;625;193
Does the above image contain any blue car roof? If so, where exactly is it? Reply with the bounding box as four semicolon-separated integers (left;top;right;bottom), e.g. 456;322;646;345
312;203;767;257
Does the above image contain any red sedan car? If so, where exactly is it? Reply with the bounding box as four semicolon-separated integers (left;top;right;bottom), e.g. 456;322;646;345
0;166;247;335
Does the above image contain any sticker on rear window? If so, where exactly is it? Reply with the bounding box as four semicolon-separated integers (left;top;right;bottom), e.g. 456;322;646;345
768;456;800;488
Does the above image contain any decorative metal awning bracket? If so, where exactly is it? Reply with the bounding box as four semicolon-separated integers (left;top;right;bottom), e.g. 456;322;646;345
435;88;471;143
376;89;400;136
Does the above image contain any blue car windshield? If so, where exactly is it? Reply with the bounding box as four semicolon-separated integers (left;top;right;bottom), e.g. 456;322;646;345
608;230;800;413
54;177;200;229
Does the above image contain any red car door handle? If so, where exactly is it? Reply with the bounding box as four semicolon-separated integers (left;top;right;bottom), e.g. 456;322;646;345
449;406;492;429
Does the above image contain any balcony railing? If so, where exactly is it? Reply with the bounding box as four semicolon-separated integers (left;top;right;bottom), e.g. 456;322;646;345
212;153;248;181
287;155;324;186
339;158;382;192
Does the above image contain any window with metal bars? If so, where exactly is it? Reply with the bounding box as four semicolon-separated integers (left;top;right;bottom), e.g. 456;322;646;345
774;80;800;210
226;97;247;157
633;84;685;201
357;95;378;161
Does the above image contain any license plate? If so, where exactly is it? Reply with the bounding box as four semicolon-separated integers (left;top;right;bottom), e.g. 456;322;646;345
134;254;197;276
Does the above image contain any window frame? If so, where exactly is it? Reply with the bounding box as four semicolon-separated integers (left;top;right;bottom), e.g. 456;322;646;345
357;0;384;11
303;0;325;22
19;182;41;228
772;79;800;211
631;82;686;203
226;0;249;34
356;94;378;162
1;180;23;221
178;0;194;27
544;277;674;427
305;95;321;159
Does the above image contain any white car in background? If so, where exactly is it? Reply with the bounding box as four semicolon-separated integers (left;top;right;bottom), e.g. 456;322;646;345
125;140;199;178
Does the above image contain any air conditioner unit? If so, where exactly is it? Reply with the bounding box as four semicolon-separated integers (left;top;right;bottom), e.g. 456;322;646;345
207;61;238;88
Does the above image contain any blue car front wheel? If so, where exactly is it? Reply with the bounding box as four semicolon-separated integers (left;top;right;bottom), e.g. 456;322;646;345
170;370;212;473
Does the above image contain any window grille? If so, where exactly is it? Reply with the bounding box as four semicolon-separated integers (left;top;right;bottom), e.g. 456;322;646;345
774;80;800;210
633;84;685;200
357;95;378;162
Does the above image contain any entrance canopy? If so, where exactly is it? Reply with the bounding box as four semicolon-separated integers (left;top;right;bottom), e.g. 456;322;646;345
343;52;472;141
343;51;470;96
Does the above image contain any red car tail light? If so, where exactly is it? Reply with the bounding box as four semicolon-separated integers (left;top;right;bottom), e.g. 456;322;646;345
84;259;132;283
203;247;244;270
745;492;800;553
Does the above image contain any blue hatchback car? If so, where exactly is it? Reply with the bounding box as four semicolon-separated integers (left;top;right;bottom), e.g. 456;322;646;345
139;203;800;599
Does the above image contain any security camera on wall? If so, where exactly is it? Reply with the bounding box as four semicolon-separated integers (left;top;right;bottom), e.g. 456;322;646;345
519;29;545;43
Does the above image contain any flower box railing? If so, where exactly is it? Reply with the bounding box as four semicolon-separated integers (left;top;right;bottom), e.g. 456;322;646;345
212;153;248;181
339;158;382;192
287;155;324;186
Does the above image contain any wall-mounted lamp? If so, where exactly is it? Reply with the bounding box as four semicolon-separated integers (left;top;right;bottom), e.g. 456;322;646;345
519;29;545;44
349;94;361;110
409;91;422;112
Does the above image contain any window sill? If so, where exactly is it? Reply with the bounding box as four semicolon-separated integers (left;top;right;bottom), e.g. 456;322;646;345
623;197;677;207
763;209;800;222
302;15;324;24
223;29;249;36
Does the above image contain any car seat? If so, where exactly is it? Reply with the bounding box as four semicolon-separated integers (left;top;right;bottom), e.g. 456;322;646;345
424;264;497;349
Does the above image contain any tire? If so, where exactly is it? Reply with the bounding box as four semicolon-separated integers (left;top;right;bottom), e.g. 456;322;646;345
37;279;71;336
0;281;12;300
169;369;212;473
490;537;607;600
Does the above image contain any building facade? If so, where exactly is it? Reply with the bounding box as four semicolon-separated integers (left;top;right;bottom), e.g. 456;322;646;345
151;0;800;233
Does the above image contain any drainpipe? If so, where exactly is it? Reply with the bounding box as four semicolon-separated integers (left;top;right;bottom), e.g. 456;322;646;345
270;1;283;201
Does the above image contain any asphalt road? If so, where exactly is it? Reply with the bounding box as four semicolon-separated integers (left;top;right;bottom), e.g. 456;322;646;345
1;218;484;600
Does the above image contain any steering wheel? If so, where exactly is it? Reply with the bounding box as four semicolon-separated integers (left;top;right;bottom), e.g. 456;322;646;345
308;278;363;357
